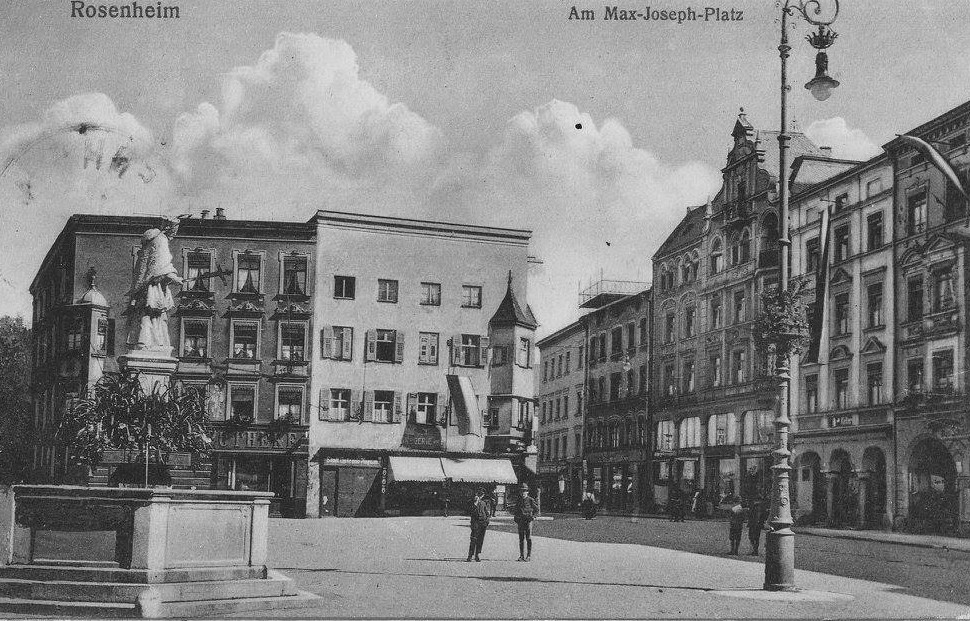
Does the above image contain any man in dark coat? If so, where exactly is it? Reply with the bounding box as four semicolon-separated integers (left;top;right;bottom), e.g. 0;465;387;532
727;496;746;555
466;488;491;562
513;483;540;561
747;499;768;555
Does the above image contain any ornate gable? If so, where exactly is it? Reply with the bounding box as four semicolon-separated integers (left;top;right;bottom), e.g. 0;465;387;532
830;267;852;286
829;345;853;361
860;336;886;355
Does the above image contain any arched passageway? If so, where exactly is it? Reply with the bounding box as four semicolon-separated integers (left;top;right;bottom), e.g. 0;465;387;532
908;437;958;533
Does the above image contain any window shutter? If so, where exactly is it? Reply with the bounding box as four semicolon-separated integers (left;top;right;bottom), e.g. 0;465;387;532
350;389;360;421
479;335;490;367
321;326;334;359
394;331;405;363
392;392;403;423
342;327;353;360
418;333;428;364
363;391;374;422
365;330;377;362
318;388;330;421
407;392;417;420
437;392;448;426
451;335;463;366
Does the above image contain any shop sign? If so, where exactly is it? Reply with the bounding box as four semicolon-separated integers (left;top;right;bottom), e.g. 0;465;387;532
828;414;854;428
102;450;191;467
213;430;306;452
401;421;443;451
321;457;381;468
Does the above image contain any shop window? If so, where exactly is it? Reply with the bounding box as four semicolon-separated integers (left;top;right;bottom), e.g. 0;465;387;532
229;384;256;423
462;285;482;308
867;283;883;328
186;251;211;291
329;389;352;421
933;349;955;392
678;416;701;448
282;256;307;295
742;411;774;445
377;279;399;303
236;254;261;294
421;282;441;306
418;332;439;365
182;319;208;358
231;321;259;359
867;212;884;250
334;275;355;299
276;386;304;421
907;276;924;321
708;413;736;446
279;323;306;361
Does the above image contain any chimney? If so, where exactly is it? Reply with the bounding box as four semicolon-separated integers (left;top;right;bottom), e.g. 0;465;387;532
215;207;226;220
200;209;210;219
820;146;833;156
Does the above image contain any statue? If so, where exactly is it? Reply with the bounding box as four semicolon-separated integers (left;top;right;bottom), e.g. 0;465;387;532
125;216;184;353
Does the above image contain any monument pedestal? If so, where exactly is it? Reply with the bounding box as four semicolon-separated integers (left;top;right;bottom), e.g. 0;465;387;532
118;350;178;394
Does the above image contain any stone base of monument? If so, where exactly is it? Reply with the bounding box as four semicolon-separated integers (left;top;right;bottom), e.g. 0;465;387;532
0;486;323;618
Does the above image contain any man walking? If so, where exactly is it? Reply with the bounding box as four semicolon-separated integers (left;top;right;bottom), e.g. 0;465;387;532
513;483;540;561
747;499;768;555
466;488;491;562
727;496;746;555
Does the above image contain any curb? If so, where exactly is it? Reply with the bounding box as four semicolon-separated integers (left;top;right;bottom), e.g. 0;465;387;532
793;528;970;552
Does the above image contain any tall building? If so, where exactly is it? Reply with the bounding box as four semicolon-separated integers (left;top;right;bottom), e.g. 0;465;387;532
29;211;315;517
305;211;537;518
788;152;896;529
650;110;822;512
534;319;586;509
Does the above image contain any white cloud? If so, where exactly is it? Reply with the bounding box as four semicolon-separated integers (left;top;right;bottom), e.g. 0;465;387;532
805;117;881;161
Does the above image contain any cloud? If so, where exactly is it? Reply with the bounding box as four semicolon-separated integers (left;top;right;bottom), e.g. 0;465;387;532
805;117;881;161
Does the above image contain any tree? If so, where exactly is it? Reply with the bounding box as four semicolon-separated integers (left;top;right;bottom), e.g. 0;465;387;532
57;371;212;486
0;316;31;483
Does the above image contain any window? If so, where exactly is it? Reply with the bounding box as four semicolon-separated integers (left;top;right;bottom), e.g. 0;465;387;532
626;369;635;397
866;178;883;198
563;395;569;419
598;334;606;361
518;338;532;367
236;254;261;293
462;285;482;308
329;389;352;421
708;413;736;446
229;384;256;422
542;360;549;381
598;376;606;403
578;345;584;369
907;358;924;392
626;323;636;351
231;322;259;359
711;298;723;329
867;283;883;328
664;363;676;396
834;293;850;335
565;351;571;373
277;386;303;421
555;398;561;420
377;279;399;303
557;355;563;376
322;326;353;361
806;238;820;273
415;393;437;425
639;318;647;346
639;365;647;395
733;230;751;264
282;256;308;295
66;316;85;352
834;225;850;262
459;334;482;367
932;267;955;312
334;275;356;299
421;282;441;306
279;323;306;361
487;409;499;428
907;276;924;321
834;192;849;211
732;349;746;384
656;420;675;451
805;374;819;413
684;305;696;338
907;191;927;235
610;372;621;401
833;368;849;409
418;332;439;365
733;290;746;324
540;402;546;424
933;349;955;392
665;313;675;342
867;212;884;250
678;417;701;448
374;329;400;363
682;360;695;393
182;319;208;358
867;363;884;405
611;327;623;357
186;251;211;291
710;354;722;387
373;390;395;423
710;239;724;274
742;411;774;445
517;401;531;428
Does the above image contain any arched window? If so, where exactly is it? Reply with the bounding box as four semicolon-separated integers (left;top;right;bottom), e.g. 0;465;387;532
625;419;634;446
732;230;752;265
711;239;724;274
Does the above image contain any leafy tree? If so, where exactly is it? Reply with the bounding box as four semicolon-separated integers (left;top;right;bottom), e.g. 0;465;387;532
0;316;31;483
57;371;212;486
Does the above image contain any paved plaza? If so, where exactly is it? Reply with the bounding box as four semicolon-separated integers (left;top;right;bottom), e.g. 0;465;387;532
248;515;970;619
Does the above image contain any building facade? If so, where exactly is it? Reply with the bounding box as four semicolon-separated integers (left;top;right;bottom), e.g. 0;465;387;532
29;211;315;517
649;111;822;513
305;211;536;518
535;320;586;510
788;152;897;529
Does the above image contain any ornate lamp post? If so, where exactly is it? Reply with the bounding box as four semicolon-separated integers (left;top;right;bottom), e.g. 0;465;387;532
766;0;840;591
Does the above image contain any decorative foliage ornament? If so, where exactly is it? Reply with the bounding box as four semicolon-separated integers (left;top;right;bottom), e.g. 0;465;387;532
754;275;812;360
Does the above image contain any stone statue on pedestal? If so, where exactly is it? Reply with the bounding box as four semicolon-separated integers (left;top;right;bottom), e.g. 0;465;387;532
125;217;184;354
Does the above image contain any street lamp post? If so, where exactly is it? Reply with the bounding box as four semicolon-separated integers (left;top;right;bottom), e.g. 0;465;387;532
766;0;840;592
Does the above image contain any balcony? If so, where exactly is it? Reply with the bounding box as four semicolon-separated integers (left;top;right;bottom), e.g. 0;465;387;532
579;279;649;309
925;307;960;337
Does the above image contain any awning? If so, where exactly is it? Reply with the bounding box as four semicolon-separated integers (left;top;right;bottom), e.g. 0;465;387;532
440;458;518;484
446;374;481;436
388;456;446;482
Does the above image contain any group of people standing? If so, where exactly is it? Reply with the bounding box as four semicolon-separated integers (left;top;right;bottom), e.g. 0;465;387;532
467;484;540;562
727;497;769;555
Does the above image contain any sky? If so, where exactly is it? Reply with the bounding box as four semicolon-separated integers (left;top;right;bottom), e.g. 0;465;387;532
1;0;969;337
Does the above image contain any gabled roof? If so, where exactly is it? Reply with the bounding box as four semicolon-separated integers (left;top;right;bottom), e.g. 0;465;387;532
754;130;824;181
653;204;707;259
490;272;538;329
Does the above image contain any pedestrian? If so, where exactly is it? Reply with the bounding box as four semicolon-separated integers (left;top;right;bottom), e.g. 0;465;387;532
747;499;768;555
727;497;746;555
581;491;596;520
466;487;491;562
513;483;540;561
